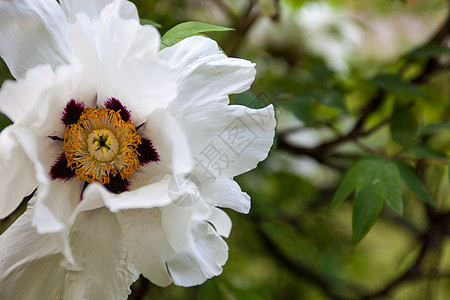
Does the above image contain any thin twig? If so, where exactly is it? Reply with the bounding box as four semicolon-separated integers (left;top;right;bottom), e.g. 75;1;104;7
224;0;260;56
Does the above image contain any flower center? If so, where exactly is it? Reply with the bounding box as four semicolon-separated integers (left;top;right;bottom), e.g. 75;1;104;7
88;129;119;162
63;107;141;184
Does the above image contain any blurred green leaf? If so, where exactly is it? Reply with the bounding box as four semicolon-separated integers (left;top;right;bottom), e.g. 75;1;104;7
309;58;334;82
234;91;276;110
234;91;259;107
394;160;436;207
390;103;418;145
407;145;448;159
287;95;314;126
139;18;162;28
310;89;346;111
261;221;306;260
408;44;450;58
420;122;450;136
200;281;224;300
448;160;450;184
160;21;233;48
372;75;426;98
231;288;268;300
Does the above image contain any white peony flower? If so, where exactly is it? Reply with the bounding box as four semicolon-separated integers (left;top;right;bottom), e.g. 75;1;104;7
295;2;363;72
0;0;275;299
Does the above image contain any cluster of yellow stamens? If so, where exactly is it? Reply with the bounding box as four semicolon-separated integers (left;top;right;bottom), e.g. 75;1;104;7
63;107;141;184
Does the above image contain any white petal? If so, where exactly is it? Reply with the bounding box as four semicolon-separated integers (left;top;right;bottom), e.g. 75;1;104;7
160;36;256;112
63;15;99;104
63;207;138;300
96;1;176;123
161;204;193;253
82;176;173;213
33;180;83;234
159;36;275;179
219;105;276;177
0;64;55;123
204;178;251;214
60;0;136;24
7;128;80;262
0;254;64;300
31;201;65;234
1;58;95;135
0;0;69;78
167;222;228;287
0;127;38;219
0;201;65;300
32;181;84;264
189;104;276;179
207;208;232;238
141;109;193;177
11;128;54;189
117;209;174;287
68;184;106;224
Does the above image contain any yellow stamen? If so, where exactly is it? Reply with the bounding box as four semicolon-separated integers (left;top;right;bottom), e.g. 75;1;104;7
63;107;141;184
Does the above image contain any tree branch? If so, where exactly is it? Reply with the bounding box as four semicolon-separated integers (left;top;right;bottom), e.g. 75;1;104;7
254;221;361;300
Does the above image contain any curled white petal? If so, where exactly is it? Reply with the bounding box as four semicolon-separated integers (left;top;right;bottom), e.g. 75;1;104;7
188;104;276;179
0;127;38;219
207;207;232;238
204;178;251;213
167;222;228;287
160;35;256;109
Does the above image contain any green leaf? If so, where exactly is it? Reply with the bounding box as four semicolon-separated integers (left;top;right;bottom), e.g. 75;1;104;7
317;89;346;111
378;160;403;215
288;95;314;126
139;18;162;28
329;159;371;213
200;281;223;300
420;122;450;136
390;103;418;145
394;160;436;207
352;159;402;245
160;21;233;48
352;180;384;245
407;145;448;159
328;162;364;213
408;44;450;58
330;158;403;244
301;88;346;111
372;75;426;98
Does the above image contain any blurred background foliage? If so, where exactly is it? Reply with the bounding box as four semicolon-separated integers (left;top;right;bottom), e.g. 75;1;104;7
1;0;450;299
